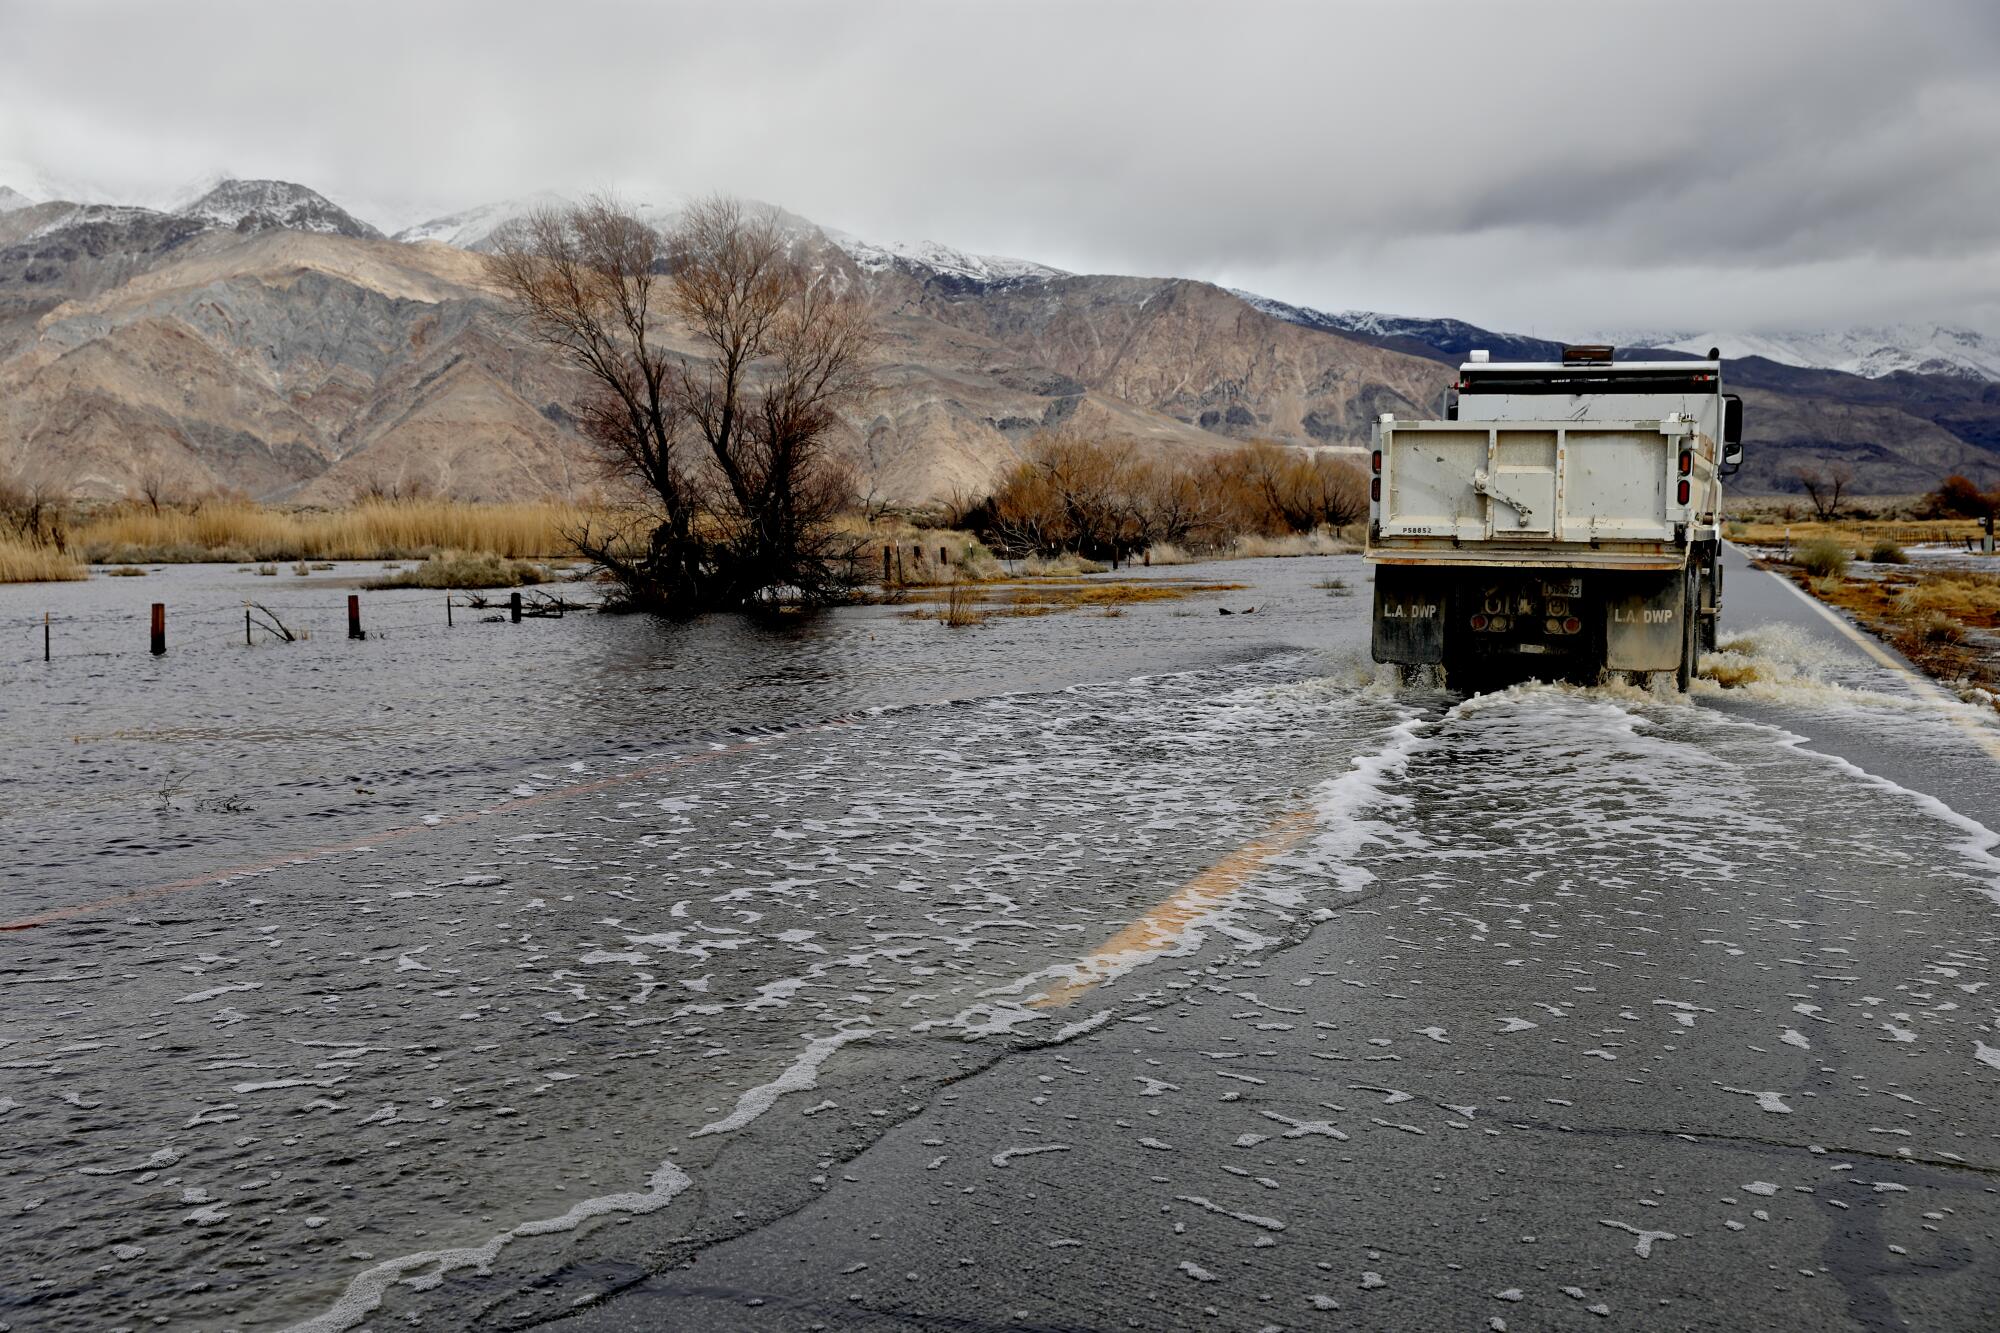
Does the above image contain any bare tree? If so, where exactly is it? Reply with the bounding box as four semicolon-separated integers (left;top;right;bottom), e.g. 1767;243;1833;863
0;472;69;550
1791;463;1853;521
489;194;873;613
133;467;168;515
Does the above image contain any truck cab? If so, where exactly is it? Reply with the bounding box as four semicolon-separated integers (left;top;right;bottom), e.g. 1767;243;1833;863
1366;345;1744;691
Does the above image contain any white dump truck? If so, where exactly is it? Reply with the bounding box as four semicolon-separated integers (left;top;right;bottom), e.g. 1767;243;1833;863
1367;345;1744;691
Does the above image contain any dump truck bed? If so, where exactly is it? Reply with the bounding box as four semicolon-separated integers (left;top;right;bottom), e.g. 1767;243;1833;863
1370;416;1710;571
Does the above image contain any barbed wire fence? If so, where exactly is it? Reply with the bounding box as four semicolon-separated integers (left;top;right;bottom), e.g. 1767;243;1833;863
9;590;594;664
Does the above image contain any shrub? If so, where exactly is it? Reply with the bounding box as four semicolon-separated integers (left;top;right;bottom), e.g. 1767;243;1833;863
1869;540;1909;564
362;552;548;590
104;565;148;577
1915;610;1965;645
1794;537;1850;579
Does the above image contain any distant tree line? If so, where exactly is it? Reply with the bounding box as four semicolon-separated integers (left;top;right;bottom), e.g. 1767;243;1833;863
952;433;1369;559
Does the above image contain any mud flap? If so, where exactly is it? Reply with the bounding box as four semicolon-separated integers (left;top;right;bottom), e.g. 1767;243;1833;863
1372;567;1445;664
1604;572;1685;672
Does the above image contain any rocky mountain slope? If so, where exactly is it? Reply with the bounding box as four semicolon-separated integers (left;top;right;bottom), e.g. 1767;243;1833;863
1244;296;2000;494
3;173;1997;505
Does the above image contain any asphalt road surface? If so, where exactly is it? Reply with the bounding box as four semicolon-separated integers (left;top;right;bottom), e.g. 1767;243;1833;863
4;552;1997;1332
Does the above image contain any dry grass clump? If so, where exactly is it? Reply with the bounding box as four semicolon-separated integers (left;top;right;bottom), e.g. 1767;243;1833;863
362;552;550;590
1869;540;1909;564
1792;537;1850;579
1021;553;1109;577
0;536;86;583
1893;571;2000;625
103;564;148;577
73;500;586;564
939;579;985;628
1790;563;1999;689
1231;529;1361;559
1728;510;1976;548
900;577;1244;624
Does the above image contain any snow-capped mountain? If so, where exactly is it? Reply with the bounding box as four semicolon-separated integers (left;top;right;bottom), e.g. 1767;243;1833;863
0;159;117;206
392;192;1066;292
1593;326;2000;382
392;191;576;250
1232;291;1563;363
174;179;380;240
826;229;1067;288
0;186;33;214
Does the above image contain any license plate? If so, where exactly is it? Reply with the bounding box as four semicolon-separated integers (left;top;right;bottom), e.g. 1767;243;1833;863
1542;578;1582;598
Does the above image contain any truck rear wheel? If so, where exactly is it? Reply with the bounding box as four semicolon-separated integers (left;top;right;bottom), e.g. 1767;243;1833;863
1698;561;1720;654
1675;566;1699;693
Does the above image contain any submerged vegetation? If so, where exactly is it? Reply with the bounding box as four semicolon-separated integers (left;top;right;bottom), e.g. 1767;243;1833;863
899;577;1248;625
361;552;554;590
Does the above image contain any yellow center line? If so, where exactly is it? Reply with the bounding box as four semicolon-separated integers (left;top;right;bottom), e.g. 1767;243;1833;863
1030;808;1320;1009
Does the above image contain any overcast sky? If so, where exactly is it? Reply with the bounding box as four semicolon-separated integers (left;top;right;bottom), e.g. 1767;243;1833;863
3;0;1996;336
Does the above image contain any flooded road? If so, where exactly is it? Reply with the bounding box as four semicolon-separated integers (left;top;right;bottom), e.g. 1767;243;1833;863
4;554;1998;1331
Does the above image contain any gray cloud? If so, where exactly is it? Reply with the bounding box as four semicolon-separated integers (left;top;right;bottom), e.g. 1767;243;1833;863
2;0;1995;335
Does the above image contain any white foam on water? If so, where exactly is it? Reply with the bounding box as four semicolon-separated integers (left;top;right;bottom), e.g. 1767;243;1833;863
175;982;262;1004
1749;718;2000;907
285;1160;692;1333
991;1144;1072;1168
1049;1010;1115;1042
1282;708;1430;897
1175;1194;1286;1231
690;1029;876;1138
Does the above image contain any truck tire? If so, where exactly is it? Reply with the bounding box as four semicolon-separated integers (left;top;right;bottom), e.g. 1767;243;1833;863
1698;560;1720;654
1675;565;1699;693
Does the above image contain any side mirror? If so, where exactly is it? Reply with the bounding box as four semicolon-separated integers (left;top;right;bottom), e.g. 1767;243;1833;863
1718;394;1745;476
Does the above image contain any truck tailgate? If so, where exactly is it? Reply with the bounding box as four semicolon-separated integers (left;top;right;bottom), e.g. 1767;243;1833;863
1377;419;1692;545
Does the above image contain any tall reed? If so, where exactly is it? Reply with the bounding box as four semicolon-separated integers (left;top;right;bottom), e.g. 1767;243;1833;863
0;535;87;583
72;501;590;564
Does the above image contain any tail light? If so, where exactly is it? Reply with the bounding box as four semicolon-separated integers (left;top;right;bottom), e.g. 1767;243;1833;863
1370;477;1381;501
1371;450;1382;474
1678;450;1692;476
1563;616;1581;634
1471;613;1488;631
1677;479;1690;505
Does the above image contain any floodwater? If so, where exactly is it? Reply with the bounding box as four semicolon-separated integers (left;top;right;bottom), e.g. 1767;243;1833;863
3;555;1999;1331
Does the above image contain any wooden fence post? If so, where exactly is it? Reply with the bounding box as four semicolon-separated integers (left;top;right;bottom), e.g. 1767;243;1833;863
246;608;252;646
510;591;523;623
44;611;50;662
150;603;165;656
347;594;363;640
446;595;453;627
